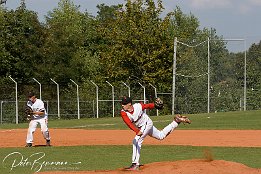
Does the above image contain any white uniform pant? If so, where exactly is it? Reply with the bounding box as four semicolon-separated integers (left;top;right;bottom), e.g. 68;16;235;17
26;118;50;143
132;119;178;165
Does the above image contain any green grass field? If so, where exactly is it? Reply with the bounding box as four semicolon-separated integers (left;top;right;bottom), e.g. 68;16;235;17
0;110;260;174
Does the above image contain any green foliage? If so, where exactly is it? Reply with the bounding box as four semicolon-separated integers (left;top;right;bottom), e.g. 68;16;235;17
42;0;98;83
0;4;45;83
70;48;100;80
0;0;260;115
169;6;200;40
97;0;174;85
246;41;261;109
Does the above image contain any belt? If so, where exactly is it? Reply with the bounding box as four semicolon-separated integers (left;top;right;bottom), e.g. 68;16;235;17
133;115;142;123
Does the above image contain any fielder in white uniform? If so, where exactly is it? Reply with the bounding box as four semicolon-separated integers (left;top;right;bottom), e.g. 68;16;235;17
120;96;191;170
25;91;51;147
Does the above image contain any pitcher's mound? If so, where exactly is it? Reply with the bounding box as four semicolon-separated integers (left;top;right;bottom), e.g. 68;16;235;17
39;159;261;174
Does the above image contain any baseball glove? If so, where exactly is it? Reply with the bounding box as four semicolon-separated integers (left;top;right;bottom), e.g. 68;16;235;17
154;97;163;110
24;106;34;121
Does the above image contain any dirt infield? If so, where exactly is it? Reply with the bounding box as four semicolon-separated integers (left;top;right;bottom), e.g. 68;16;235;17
1;129;261;174
38;160;261;174
0;129;261;147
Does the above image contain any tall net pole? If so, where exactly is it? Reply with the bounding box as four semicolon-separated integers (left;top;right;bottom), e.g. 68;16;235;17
244;39;247;111
172;37;177;115
207;37;210;113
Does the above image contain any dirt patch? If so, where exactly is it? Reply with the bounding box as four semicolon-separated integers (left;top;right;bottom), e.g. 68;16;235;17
38;160;261;174
1;129;261;174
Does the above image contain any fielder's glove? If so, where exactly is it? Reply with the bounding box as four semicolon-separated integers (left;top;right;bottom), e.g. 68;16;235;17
24;106;34;121
154;97;163;110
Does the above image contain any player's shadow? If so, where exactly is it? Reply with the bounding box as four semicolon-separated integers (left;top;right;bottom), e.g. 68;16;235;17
33;144;52;147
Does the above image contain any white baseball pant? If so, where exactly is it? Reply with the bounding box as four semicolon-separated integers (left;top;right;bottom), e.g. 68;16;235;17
26;118;50;143
132;119;178;165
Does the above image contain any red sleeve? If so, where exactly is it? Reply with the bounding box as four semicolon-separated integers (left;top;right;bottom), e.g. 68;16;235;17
141;103;155;110
120;111;140;134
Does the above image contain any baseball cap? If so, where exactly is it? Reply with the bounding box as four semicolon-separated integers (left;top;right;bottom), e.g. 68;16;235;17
121;96;132;105
27;91;35;98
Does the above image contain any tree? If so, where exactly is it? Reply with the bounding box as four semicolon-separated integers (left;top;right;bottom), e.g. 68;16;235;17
42;0;97;83
246;41;261;109
0;1;45;83
97;0;173;85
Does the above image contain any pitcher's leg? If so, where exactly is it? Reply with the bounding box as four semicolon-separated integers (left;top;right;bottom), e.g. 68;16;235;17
150;121;179;140
132;120;153;165
132;135;144;165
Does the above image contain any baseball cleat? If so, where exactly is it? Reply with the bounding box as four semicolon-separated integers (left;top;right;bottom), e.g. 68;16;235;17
46;140;51;146
125;163;139;171
174;115;191;124
25;143;32;147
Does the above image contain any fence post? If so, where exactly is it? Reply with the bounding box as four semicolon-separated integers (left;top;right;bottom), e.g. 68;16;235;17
70;79;80;119
46;100;49;115
32;78;42;100
149;83;158;116
9;76;18;124
50;78;60;119
138;82;146;104
90;80;99;118
1;101;3;124
121;82;130;97
106;81;115;117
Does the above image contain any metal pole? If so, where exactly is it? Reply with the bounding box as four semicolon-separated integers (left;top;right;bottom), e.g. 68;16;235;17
207;37;210;113
46;100;49;115
106;81;115;117
138;82;146;104
240;98;242;111
172;37;177;115
244;39;247;111
90;80;99;118
149;83;158;116
1;101;3;124
50;78;60;119
92;100;95;117
149;83;157;98
122;82;131;97
9;76;18;124
70;79;80;119
32;78;42;100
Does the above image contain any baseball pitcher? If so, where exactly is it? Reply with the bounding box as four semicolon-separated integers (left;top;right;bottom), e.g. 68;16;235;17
120;96;191;170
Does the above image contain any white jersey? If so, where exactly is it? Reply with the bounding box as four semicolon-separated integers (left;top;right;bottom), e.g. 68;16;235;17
125;103;151;128
27;99;47;119
120;101;180;166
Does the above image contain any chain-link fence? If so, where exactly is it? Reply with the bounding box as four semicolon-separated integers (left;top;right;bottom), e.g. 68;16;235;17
0;79;160;124
0;78;260;124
